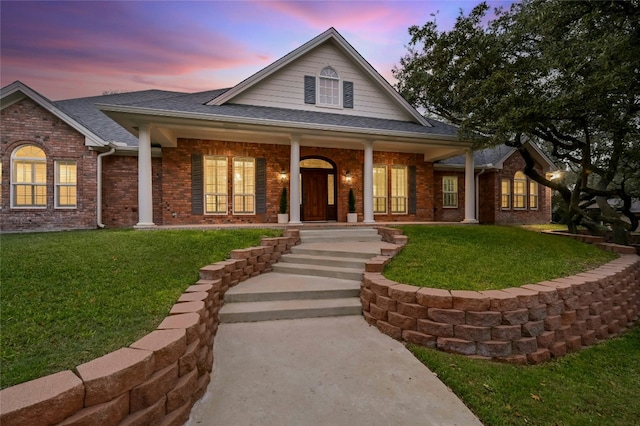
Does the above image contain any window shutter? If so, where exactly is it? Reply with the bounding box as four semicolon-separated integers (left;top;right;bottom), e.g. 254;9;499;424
343;81;354;108
191;154;203;215
304;76;316;104
256;157;267;214
408;165;417;215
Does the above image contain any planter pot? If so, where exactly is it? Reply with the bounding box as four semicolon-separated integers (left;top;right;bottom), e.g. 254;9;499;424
347;213;357;223
277;213;289;224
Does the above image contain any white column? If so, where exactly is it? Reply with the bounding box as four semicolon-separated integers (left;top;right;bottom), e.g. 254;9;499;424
135;123;155;228
289;135;301;224
462;149;478;223
363;140;375;224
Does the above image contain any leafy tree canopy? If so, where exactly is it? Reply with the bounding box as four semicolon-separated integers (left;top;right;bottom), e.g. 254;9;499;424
394;0;640;242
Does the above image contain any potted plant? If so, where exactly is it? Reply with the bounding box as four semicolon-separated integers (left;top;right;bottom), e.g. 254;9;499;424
347;188;357;223
278;187;288;223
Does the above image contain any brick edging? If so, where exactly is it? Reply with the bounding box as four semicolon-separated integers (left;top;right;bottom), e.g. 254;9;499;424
364;227;640;364
0;230;301;426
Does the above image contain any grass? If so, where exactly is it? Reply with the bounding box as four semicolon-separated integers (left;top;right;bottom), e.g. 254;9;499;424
0;228;281;389
383;225;617;291
409;324;640;425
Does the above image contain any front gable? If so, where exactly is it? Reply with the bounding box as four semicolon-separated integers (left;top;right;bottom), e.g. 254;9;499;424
230;41;415;122
210;28;428;125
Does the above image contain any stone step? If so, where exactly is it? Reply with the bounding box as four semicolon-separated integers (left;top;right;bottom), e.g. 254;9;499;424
280;253;368;270
224;273;360;303
219;298;362;323
272;262;364;281
290;245;380;260
299;228;381;244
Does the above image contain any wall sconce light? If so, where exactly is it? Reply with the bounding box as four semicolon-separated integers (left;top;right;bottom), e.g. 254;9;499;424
345;171;352;183
280;170;287;182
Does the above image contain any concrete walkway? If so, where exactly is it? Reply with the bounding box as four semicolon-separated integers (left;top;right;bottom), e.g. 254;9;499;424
186;315;482;426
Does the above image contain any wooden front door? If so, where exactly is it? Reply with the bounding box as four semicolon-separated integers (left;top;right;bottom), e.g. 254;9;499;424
302;169;328;221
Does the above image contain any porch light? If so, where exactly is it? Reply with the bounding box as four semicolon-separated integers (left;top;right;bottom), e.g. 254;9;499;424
345;171;352;183
280;170;287;182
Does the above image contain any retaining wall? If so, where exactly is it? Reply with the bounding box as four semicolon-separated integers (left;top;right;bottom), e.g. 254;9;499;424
364;227;640;364
0;231;300;426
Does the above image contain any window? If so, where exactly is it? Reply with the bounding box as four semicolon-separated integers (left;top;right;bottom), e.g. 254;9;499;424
391;165;407;214
327;174;335;206
233;157;255;214
529;181;539;209
12;145;46;207
55;161;77;208
204;156;228;214
442;176;458;208
513;171;527;209
318;66;339;106
373;165;387;214
501;179;511;209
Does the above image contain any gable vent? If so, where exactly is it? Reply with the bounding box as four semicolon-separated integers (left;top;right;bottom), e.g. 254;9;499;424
343;81;354;109
304;75;316;104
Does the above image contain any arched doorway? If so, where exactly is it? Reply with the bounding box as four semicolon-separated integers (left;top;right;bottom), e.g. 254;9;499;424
300;157;337;221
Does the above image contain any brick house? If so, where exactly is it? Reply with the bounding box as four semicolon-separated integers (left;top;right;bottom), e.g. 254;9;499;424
0;28;555;232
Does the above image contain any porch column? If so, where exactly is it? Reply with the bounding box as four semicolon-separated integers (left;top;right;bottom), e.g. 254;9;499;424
289;135;301;224
363;140;375;224
136;123;155;227
462;149;478;223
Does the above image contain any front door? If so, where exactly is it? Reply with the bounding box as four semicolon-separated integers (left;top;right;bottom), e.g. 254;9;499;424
302;169;328;221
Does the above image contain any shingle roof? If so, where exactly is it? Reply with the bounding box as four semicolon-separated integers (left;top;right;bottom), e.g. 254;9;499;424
54;90;190;146
438;144;515;167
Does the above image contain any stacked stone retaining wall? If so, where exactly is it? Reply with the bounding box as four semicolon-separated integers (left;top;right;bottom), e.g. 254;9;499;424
0;231;300;426
365;227;640;364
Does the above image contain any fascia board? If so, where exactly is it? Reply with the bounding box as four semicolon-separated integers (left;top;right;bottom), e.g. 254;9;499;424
97;103;468;146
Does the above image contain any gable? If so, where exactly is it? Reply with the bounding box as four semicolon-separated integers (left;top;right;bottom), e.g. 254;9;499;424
230;41;415;122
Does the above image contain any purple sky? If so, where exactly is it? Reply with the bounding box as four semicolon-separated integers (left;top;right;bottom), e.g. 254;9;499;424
1;1;514;100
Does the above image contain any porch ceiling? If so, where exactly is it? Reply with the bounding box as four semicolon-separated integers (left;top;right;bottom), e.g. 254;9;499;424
101;109;470;162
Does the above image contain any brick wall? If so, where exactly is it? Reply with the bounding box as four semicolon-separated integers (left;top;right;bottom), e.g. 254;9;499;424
0;231;300;426
494;153;551;224
363;228;640;364
101;155;163;227
433;171;465;222
0;98;98;231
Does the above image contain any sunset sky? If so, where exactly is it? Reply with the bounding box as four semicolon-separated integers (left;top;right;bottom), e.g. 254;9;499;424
1;1;514;100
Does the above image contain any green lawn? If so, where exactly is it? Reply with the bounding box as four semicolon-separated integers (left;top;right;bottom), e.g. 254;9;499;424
410;324;640;425
383;225;617;291
0;228;281;389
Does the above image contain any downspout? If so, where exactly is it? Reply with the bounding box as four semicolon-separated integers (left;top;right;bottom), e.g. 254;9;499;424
474;165;490;223
97;145;116;228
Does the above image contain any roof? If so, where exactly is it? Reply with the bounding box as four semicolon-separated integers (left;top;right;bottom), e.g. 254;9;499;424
437;142;557;172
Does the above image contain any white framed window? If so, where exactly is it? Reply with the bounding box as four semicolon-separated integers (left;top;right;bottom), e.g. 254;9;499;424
204;156;228;214
55;161;77;208
233;157;255;214
529;181;539;210
501;179;511;209
442;176;458;208
11;145;47;208
373;165;387;214
318;66;340;106
513;171;527;209
390;165;407;214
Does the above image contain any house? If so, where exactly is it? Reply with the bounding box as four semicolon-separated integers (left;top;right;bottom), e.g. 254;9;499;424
0;28;555;232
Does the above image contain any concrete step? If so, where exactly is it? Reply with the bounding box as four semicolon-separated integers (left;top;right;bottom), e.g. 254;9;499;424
219;298;362;323
224;273;360;303
280;253;368;270
272;262;364;281
290;244;380;260
299;228;381;244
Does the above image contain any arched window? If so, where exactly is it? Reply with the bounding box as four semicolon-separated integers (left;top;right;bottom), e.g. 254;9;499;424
513;171;527;209
12;145;46;207
318;66;340;106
